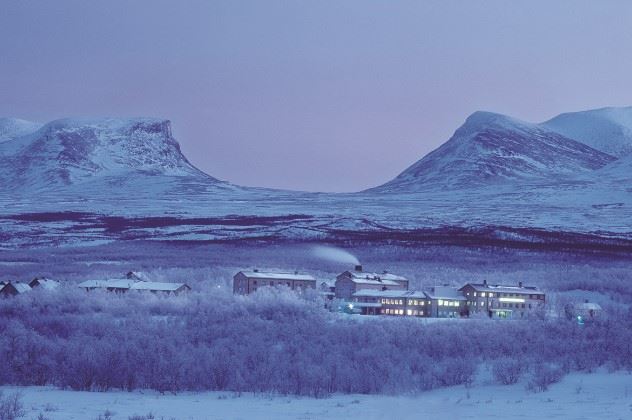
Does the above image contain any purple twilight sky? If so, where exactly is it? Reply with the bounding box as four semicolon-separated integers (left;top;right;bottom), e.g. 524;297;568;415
2;1;632;192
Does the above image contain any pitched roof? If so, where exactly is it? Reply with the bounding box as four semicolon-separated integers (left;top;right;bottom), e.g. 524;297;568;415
30;278;60;290
77;279;137;289
2;282;32;294
130;282;189;292
342;270;407;282
460;283;543;295
353;290;427;299
237;270;315;281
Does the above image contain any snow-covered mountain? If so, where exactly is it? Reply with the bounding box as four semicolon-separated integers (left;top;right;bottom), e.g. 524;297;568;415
2;108;632;249
0;118;42;143
0;117;221;193
543;106;632;157
372;111;616;192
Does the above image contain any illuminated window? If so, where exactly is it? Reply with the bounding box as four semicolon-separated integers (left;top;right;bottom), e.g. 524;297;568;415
489;293;494;297
481;292;486;297
473;292;477;297
438;299;444;306
407;309;413;316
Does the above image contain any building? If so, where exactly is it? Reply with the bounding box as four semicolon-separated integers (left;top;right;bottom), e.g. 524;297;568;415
77;278;138;292
459;281;545;319
319;280;336;301
424;286;466;318
350;289;430;316
129;281;190;295
334;265;408;299
570;300;603;320
0;281;32;297
78;278;190;294
29;277;60;290
233;269;316;295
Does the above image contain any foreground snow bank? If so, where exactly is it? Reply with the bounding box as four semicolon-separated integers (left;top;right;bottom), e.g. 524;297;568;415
4;372;631;420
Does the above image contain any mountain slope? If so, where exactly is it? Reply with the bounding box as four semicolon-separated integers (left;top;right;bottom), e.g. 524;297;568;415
0;117;220;193
372;111;617;192
543;106;632;157
0;118;42;143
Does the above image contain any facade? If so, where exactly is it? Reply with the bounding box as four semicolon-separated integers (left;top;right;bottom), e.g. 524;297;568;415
459;281;545;319
129;281;191;295
233;270;316;295
335;265;408;299
424;286;466;318
319;280;336;301
0;281;32;297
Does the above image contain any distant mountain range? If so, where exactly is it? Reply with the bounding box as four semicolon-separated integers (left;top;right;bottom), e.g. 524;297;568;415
2;107;632;248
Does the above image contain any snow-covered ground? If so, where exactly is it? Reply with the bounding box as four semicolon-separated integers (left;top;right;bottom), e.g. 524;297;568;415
4;372;631;420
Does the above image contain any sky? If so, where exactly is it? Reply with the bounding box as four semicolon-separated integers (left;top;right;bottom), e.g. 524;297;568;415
2;1;632;192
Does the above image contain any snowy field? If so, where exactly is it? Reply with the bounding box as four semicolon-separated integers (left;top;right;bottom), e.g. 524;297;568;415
4;372;632;420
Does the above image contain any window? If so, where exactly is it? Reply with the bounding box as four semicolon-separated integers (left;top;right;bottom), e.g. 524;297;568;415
481;292;486;297
473;292;477;297
489;293;494;297
438;299;444;306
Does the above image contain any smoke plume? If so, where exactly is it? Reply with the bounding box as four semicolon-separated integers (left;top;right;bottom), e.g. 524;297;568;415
312;245;360;265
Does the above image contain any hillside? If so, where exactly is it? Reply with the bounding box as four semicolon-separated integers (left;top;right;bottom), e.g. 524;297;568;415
372;111;616;192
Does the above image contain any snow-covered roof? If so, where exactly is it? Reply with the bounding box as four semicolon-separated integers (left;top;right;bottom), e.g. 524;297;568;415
424;286;466;301
30;278;60;290
353;290;427;299
461;283;543;295
2;282;32;294
77;279;137;289
237;270;315;281
348;278;401;286
575;302;602;311
342;270;407;282
130;282;188;292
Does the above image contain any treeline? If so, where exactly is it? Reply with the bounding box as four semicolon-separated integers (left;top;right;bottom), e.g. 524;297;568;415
1;288;631;396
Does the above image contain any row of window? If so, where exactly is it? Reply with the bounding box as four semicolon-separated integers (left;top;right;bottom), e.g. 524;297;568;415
382;308;426;316
466;291;544;299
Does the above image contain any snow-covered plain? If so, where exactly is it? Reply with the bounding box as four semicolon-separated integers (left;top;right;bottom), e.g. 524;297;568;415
4;372;632;420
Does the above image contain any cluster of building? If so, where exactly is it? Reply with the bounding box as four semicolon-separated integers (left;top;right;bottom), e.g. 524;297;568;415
1;272;190;297
77;272;191;295
0;277;60;296
233;265;549;320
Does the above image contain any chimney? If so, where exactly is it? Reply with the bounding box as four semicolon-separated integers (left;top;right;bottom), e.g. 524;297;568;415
355;265;362;272
294;270;298;275
253;268;259;273
383;270;388;274
518;281;523;288
483;279;487;286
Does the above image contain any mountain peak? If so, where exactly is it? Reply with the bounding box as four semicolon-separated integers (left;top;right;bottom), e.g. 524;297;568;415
371;110;616;192
543;106;632;157
0;117;42;142
0;116;218;192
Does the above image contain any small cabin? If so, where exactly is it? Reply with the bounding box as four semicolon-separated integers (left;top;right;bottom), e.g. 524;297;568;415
0;281;32;297
29;277;60;290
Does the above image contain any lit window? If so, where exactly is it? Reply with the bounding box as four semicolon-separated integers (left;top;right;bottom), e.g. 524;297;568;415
438;299;444;306
489;293;493;297
407;309;412;316
481;292;486;297
473;292;477;297
481;301;485;306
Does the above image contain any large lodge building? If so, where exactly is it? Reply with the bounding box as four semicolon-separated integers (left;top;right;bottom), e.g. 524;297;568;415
232;265;546;320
